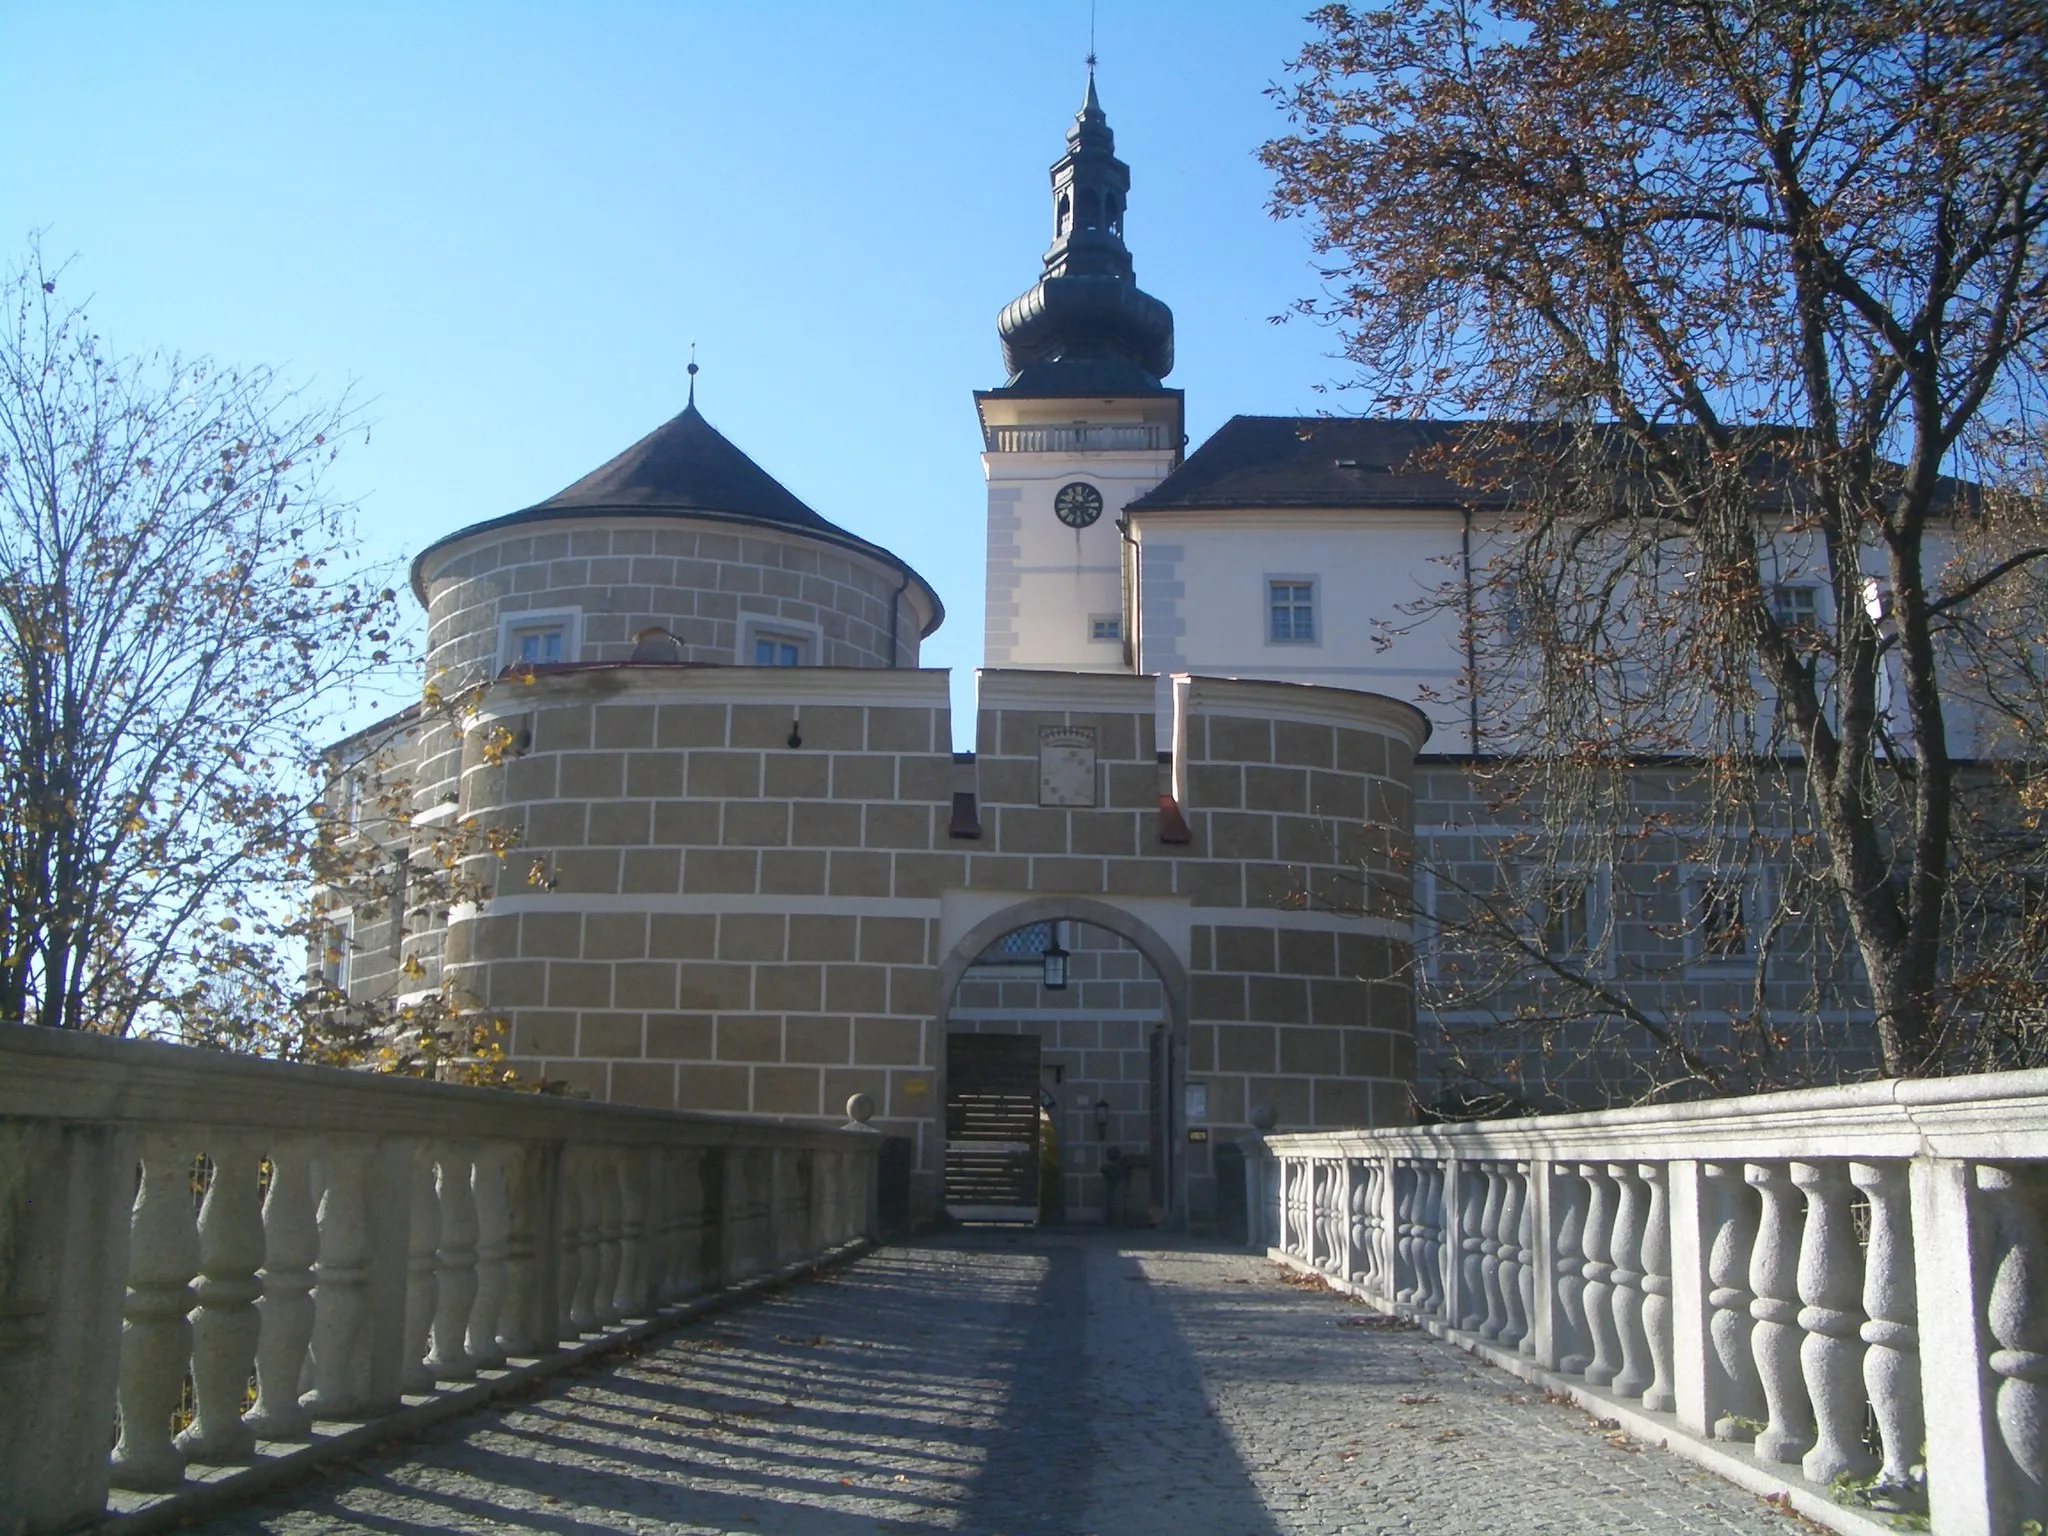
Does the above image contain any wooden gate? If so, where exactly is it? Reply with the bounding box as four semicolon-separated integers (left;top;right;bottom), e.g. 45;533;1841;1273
943;1033;1041;1222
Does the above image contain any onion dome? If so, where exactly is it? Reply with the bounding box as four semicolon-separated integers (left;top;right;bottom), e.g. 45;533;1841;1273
994;71;1175;395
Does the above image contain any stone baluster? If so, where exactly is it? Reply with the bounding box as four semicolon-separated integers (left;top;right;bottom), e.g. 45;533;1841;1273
664;1149;707;1300
1848;1160;1922;1492
1281;1158;1304;1256
616;1150;650;1317
1455;1165;1485;1330
1497;1168;1527;1347
0;1122;134;1536
1609;1162;1653;1400
1478;1164;1507;1338
1554;1166;1591;1374
175;1137;266;1463
1792;1160;1876;1485
110;1135;200;1490
1516;1166;1538;1357
1392;1165;1417;1304
466;1145;510;1371
425;1145;479;1382
1578;1164;1622;1387
593;1151;625;1324
1703;1163;1766;1440
564;1147;601;1332
1307;1160;1327;1268
497;1144;554;1358
1296;1158;1315;1262
399;1149;442;1393
1745;1161;1816;1466
1348;1161;1373;1292
243;1140;318;1441
303;1141;373;1418
1977;1163;2048;1525
1323;1161;1344;1273
1336;1157;1358;1281
1421;1166;1447;1315
1636;1163;1675;1413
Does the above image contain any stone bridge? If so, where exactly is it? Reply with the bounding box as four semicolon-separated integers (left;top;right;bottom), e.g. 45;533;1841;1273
3;1026;2044;1536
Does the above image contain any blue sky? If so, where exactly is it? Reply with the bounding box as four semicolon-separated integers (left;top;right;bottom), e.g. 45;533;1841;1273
2;3;1347;739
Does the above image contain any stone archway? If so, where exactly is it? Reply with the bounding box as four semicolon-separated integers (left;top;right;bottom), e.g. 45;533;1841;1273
933;896;1192;1225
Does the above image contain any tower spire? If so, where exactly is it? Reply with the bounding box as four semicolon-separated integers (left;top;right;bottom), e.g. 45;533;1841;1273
990;68;1175;392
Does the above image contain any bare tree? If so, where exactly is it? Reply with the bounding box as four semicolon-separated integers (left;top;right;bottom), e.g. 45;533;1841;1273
1265;1;2048;1086
0;242;405;1048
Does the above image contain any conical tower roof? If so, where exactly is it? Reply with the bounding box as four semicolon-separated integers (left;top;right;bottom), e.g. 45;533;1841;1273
525;399;838;529
409;400;941;634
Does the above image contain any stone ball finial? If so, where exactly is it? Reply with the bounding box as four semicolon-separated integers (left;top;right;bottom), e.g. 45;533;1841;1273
1248;1102;1278;1132
845;1092;875;1125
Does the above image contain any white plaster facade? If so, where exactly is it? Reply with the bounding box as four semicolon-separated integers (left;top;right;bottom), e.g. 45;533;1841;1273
977;390;1183;672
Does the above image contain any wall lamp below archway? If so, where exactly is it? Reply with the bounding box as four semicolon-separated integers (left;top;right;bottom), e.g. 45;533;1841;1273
1040;935;1069;991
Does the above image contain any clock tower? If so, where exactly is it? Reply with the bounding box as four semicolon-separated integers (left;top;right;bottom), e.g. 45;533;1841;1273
977;70;1183;673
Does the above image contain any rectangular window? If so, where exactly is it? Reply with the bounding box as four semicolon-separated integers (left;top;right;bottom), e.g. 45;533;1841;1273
1268;579;1316;644
1537;878;1592;960
1683;867;1768;968
341;768;367;831
1089;613;1121;644
496;608;581;672
319;916;352;995
1770;583;1819;633
512;624;566;665
1516;864;1610;970
753;634;806;666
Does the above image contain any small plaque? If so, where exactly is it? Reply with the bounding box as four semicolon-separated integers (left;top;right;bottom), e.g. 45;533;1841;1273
902;1077;929;1097
1184;1082;1209;1123
1186;1128;1210;1144
1038;726;1098;807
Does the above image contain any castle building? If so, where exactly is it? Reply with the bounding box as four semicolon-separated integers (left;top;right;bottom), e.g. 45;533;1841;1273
328;77;1430;1231
331;70;1935;1218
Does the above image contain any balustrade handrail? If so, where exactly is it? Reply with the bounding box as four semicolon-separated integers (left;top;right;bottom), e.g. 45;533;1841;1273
0;1019;857;1150
0;1023;881;1536
1248;1068;2048;1536
1263;1067;2048;1164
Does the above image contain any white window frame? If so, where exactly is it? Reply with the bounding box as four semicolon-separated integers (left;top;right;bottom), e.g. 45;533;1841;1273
319;913;353;995
497;607;582;672
340;763;369;834
1088;612;1122;644
1516;862;1614;976
1769;581;1820;631
1412;865;1439;982
1680;864;1770;973
741;615;821;668
1265;575;1319;646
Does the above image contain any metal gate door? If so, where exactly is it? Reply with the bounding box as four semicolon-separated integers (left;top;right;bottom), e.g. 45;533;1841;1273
943;1033;1041;1223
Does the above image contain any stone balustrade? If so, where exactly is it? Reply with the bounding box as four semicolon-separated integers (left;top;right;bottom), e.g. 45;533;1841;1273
1251;1070;2048;1536
0;1023;879;1536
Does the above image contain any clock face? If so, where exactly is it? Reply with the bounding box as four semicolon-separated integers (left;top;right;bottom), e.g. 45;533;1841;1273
1053;481;1104;529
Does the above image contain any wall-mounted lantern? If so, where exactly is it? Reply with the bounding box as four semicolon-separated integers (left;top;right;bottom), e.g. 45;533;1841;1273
1041;934;1069;991
1093;1096;1111;1140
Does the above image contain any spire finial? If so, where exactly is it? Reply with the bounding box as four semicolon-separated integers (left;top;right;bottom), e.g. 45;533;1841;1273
687;342;699;408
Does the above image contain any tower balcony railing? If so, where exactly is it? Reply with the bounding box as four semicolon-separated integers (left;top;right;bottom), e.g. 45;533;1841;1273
1246;1070;2048;1536
0;1022;880;1536
983;423;1173;454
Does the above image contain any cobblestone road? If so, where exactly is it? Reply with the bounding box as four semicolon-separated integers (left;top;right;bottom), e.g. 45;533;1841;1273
204;1230;1797;1536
